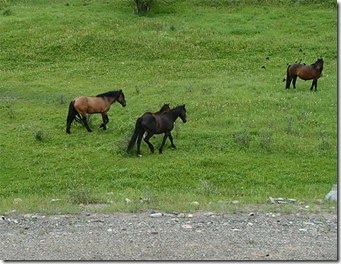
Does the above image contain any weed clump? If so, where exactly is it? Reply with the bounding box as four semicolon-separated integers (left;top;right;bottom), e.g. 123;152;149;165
260;130;273;152
233;129;251;149
68;188;101;205
2;7;12;16
33;130;48;142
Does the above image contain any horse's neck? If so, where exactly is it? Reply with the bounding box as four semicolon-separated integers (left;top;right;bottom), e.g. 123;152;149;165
169;108;181;121
105;97;116;104
312;63;323;72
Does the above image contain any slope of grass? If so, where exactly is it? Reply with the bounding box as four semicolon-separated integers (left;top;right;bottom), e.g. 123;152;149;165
0;0;337;214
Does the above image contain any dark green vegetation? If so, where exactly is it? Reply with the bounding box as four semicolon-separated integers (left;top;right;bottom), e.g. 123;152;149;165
0;0;337;214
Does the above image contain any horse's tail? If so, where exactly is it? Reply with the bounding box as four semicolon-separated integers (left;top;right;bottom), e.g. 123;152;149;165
285;64;291;88
66;100;77;133
127;117;143;152
66;100;83;124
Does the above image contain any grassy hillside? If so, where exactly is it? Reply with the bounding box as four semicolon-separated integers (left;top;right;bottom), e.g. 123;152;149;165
0;0;337;214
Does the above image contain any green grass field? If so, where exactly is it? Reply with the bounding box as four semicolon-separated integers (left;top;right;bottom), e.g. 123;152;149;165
0;0;337;214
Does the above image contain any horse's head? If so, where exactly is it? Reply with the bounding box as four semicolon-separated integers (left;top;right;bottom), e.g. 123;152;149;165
179;104;187;123
315;58;324;72
117;90;126;107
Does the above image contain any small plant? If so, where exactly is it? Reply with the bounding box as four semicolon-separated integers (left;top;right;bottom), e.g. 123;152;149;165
34;130;45;142
260;130;273;152
2;7;12;16
135;86;140;95
286;116;294;134
112;132;131;157
198;180;218;196
59;94;65;105
6;105;14;118
68;188;100;205
234;129;251;149
318;130;331;152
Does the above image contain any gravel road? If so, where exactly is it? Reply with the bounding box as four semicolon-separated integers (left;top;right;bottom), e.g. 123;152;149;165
0;211;337;260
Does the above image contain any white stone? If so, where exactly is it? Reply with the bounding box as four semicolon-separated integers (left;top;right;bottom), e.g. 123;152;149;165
150;213;162;218
325;184;337;201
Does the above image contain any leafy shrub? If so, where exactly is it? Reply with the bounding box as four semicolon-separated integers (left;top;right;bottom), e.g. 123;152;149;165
233;129;251;149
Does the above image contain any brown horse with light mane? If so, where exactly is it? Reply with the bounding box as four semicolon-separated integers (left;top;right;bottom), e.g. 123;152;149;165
285;58;324;91
66;90;126;134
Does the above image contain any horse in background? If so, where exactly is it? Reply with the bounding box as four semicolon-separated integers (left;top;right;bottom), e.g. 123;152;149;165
127;105;187;157
285;58;324;91
66;89;126;134
146;103;170;116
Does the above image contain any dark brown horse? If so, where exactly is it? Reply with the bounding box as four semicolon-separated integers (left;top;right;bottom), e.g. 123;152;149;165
127;105;187;156
285;58;324;91
66;90;126;134
142;103;170;138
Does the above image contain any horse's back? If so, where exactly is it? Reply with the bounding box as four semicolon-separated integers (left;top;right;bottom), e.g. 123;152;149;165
297;65;321;80
74;96;107;114
289;63;322;80
140;112;172;134
140;113;157;131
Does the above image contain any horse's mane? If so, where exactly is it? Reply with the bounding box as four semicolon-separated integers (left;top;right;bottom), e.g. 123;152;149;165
96;90;122;98
168;104;186;113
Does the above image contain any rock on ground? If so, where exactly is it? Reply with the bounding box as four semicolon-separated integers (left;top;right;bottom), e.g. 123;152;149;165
325;184;337;201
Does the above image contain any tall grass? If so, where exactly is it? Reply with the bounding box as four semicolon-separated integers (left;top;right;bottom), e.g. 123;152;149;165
0;0;337;214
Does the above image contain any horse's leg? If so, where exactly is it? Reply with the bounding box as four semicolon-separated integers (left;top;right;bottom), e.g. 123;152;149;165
311;79;317;92
99;113;109;130
82;115;92;132
168;132;176;149
136;132;144;157
285;77;292;89
159;132;170;154
143;132;155;153
66;112;75;134
292;76;297;89
285;76;292;89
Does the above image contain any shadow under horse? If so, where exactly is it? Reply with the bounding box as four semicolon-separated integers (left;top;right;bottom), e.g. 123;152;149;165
66;89;126;134
285;58;324;91
127;104;187;156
